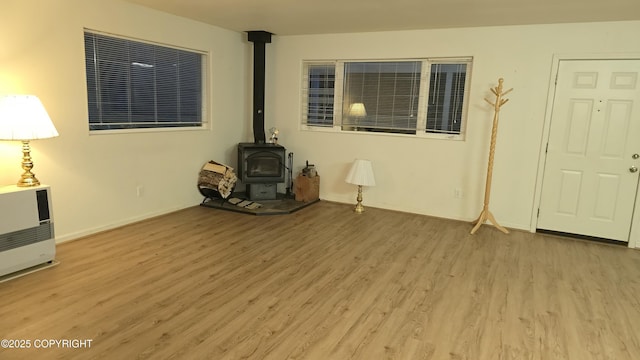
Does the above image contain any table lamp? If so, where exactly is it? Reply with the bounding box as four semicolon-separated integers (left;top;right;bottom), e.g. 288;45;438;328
0;95;59;187
345;159;376;213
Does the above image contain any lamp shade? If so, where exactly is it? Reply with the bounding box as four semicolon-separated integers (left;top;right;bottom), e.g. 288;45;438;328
0;95;59;140
345;159;376;186
348;103;367;117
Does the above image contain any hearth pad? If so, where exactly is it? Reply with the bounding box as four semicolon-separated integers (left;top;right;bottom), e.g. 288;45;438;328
201;193;318;216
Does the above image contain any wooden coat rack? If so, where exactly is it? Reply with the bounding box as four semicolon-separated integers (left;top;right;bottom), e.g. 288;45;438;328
471;78;513;235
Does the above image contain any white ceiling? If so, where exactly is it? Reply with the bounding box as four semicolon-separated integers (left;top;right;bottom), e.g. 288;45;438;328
123;0;640;35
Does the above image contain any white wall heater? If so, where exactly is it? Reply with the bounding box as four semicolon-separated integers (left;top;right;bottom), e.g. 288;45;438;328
0;185;55;277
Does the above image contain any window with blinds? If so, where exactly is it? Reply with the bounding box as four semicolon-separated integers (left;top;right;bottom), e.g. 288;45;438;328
302;63;336;127
84;31;206;131
426;63;468;134
302;58;472;138
342;61;421;134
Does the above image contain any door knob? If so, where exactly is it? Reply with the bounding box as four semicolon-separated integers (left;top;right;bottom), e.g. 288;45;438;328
634;154;640;159
631;166;639;173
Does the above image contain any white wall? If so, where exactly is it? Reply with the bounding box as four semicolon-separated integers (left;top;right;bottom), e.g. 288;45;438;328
0;0;250;242
268;21;640;243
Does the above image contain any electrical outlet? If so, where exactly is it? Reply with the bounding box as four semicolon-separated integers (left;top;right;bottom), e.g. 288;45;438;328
454;188;463;198
136;185;144;197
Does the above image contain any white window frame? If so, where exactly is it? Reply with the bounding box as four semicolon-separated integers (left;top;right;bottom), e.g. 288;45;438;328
84;29;210;134
300;57;472;140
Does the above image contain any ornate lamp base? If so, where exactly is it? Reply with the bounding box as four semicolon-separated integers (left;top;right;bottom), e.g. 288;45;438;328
353;185;365;213
16;140;41;187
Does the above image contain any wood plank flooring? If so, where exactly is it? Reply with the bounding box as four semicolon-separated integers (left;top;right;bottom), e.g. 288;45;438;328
1;201;640;359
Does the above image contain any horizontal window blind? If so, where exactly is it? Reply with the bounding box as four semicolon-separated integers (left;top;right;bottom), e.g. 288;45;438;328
341;62;422;134
302;63;335;127
301;58;471;138
426;63;468;134
84;31;205;131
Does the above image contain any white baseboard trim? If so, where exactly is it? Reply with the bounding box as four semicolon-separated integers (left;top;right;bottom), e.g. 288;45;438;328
325;198;530;232
54;204;197;244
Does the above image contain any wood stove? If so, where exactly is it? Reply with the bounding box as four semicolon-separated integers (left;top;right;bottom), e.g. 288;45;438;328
238;143;285;200
238;31;287;201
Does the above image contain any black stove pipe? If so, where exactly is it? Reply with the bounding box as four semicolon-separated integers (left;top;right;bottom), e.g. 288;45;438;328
247;31;272;144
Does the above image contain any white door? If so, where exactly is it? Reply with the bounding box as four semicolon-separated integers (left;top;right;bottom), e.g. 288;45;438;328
538;59;640;242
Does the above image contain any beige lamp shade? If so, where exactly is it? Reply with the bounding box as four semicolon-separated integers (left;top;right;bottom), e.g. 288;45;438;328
348;103;367;117
345;159;376;186
0;95;59;140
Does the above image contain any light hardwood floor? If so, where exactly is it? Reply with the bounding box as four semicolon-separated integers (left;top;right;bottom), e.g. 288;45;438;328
1;201;640;360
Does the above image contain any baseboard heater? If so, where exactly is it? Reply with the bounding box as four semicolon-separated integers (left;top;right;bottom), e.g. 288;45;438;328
0;185;56;277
